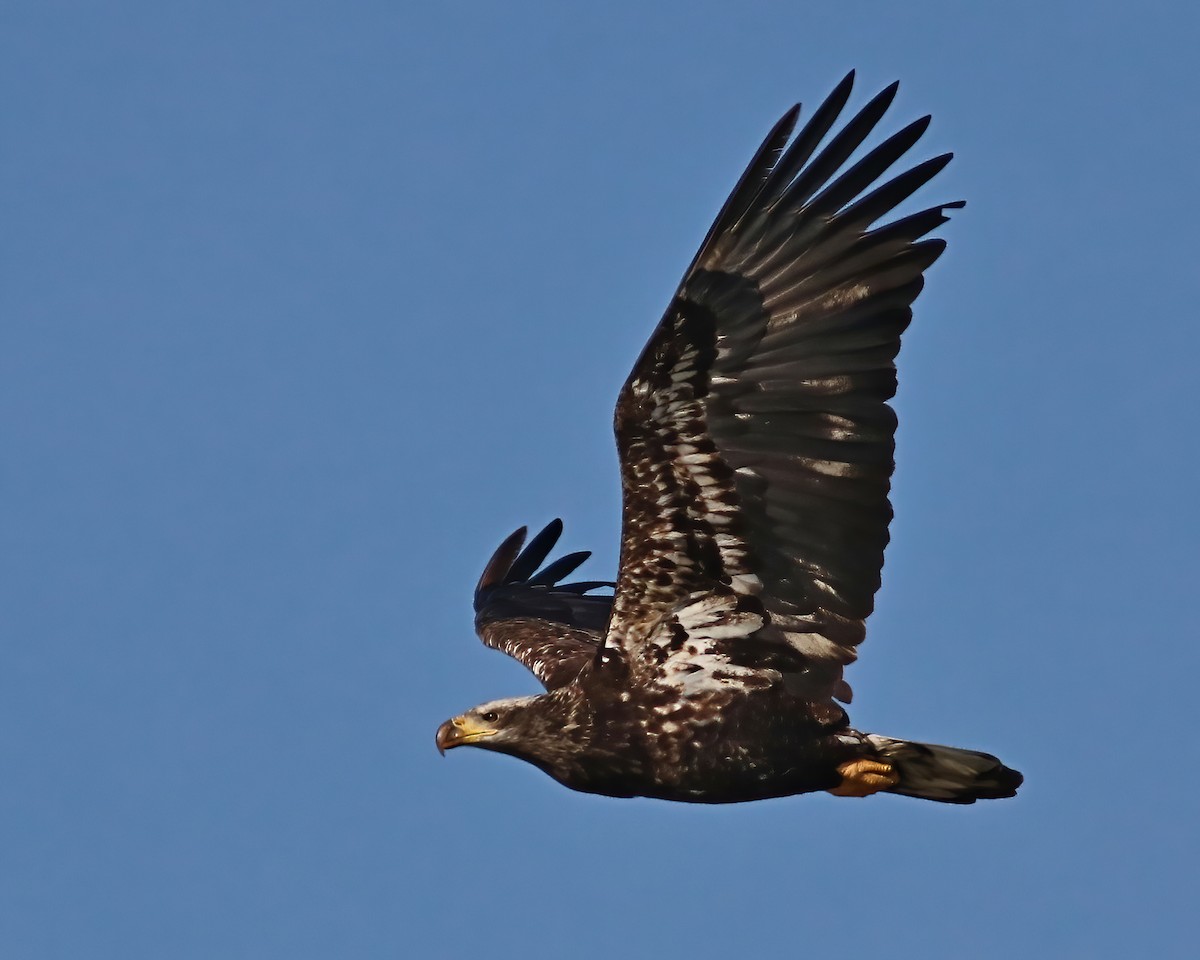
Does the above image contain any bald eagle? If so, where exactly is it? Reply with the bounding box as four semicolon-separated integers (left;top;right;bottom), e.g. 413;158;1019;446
436;73;1022;804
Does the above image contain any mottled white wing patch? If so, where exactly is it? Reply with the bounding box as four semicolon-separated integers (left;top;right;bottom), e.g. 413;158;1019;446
655;591;771;696
478;619;599;691
633;588;792;700
609;306;763;655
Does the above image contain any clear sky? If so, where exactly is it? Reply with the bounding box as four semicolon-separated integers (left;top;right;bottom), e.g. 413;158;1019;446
4;2;1198;957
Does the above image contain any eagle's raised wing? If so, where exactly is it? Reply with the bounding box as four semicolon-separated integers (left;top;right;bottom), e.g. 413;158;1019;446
474;520;614;690
604;72;960;704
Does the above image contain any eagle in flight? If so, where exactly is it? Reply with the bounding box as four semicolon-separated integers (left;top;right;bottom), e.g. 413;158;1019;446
436;73;1022;804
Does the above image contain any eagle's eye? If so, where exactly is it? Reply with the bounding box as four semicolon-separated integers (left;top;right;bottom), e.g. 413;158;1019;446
481;711;499;723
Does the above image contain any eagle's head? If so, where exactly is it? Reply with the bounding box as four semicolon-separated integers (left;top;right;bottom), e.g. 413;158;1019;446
435;690;592;776
435;696;533;754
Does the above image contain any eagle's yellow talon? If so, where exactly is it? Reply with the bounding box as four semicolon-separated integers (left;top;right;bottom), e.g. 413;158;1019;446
828;758;899;797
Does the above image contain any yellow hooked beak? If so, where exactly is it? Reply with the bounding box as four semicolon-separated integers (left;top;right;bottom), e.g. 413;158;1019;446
436;716;499;755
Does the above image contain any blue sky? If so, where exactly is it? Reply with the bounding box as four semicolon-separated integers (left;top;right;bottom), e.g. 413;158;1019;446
4;2;1198;957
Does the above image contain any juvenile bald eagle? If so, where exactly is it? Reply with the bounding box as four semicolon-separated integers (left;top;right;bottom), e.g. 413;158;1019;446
436;73;1022;804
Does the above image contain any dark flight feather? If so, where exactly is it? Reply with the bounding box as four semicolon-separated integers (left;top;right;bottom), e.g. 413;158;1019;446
473;521;613;689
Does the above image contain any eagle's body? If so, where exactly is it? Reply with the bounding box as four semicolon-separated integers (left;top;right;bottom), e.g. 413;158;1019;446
474;662;854;803
436;74;1023;804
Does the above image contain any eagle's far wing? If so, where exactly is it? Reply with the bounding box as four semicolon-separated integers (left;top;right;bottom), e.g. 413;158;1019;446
604;72;961;703
474;520;614;690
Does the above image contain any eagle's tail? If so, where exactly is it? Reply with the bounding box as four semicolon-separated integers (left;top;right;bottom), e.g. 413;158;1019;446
867;734;1023;804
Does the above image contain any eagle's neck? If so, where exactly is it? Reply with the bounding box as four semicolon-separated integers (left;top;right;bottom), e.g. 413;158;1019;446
493;685;601;784
505;681;648;796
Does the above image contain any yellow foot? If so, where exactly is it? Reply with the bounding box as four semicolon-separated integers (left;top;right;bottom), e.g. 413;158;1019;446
827;758;899;797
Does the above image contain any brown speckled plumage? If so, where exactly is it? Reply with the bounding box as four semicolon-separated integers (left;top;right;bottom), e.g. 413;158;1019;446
438;73;1022;804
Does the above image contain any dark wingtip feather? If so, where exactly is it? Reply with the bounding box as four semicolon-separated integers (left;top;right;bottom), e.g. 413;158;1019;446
761;78;907;221
755;72;857;217
477;520;595;608
779;102;803;130
806;113;937;219
683;101;803;276
557;580;616;594
854;81;901;142
836;153;959;234
529;550;592;586
867;80;900;122
473;518;613;643
474;526;527;608
823;70;857;119
507;519;564;583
